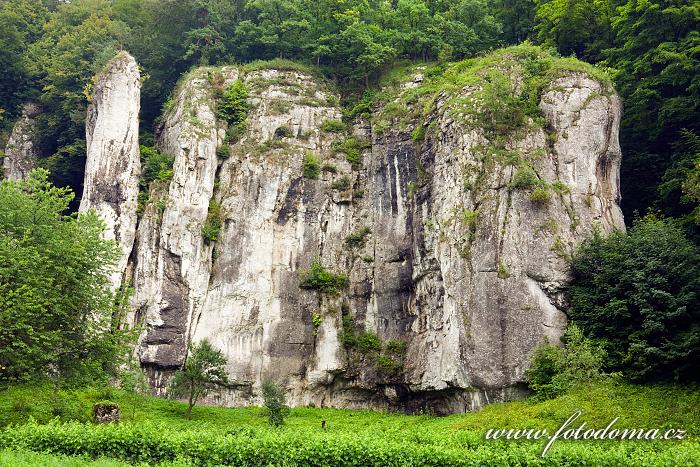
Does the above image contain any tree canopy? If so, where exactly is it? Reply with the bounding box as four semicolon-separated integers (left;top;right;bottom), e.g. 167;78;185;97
1;0;698;233
169;339;229;419
568;216;700;382
0;169;127;384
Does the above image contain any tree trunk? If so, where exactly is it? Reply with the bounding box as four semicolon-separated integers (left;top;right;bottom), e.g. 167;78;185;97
186;380;194;419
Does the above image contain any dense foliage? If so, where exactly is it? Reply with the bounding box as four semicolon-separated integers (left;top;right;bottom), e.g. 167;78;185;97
169;339;229;419
0;0;697;229
527;324;608;399
216;79;250;143
568;216;700;382
0;170;130;385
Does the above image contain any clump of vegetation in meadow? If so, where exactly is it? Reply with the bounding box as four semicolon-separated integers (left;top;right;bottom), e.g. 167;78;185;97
168;340;229;419
262;381;289;427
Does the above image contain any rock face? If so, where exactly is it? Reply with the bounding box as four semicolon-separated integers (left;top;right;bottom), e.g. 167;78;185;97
79;52;141;291
86;53;624;413
2;103;41;180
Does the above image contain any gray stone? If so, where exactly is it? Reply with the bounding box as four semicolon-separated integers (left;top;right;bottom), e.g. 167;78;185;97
2;103;41;180
79;51;141;292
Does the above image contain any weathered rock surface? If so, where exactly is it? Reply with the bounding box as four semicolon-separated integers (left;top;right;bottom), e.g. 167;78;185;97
2;103;41;180
79;52;141;291
95;58;624;413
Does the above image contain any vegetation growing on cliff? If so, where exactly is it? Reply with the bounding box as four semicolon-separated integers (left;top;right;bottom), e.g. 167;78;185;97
215;79;250;142
299;259;349;295
139;145;174;187
302;153;321;179
371;43;610;138
202;200;223;242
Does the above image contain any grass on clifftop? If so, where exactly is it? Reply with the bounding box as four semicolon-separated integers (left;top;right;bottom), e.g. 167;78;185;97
367;43;612;136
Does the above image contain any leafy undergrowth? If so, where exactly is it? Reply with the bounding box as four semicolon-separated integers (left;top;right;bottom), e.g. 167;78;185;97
0;448;132;466
0;381;698;465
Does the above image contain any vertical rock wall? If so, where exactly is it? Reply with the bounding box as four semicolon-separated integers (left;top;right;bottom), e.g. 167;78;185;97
79;52;141;292
2;103;41;180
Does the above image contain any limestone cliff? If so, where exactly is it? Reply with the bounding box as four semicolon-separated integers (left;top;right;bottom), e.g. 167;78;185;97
85;50;624;414
2;103;41;180
79;52;141;291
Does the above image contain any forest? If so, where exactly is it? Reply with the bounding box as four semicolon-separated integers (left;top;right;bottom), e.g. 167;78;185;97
1;0;698;229
0;0;699;465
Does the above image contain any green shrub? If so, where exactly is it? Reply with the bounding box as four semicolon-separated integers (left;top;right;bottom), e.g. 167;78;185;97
320;119;346;133
331;137;368;170
299;259;349;295
216;145;230;159
527;324;607;400
357;331;381;353
223;123;244;145
411;126;425;142
261;381;289;427
140;146;174;187
216;80;249;127
345;226;371;247
216;80;249;145
497;261;510;279
312;312;322;336
202;201;223;242
529;186;551;205
376;355;402;376
339;311;357;347
407;180;417;199
331;175;352;191
384;339;407;355
136;191;149;216
551;180;570;194
302;153;321;179
345;151;361;169
510;165;538;189
461;209;479;227
569;216;700;382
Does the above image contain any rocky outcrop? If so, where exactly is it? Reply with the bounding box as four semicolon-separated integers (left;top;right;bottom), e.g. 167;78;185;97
79;52;141;291
102;53;624;413
2;103;41;180
391;71;625;411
